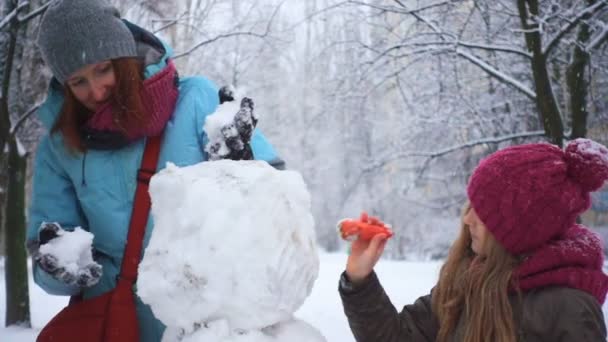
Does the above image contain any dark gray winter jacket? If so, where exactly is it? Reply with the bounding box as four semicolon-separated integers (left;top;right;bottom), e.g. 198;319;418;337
339;271;606;342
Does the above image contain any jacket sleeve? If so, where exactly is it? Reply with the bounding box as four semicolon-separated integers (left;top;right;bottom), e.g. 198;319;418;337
251;129;286;170
339;271;438;342
26;135;85;296
549;290;607;342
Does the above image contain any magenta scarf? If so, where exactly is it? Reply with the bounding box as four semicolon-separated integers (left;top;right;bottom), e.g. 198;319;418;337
82;60;179;149
513;224;608;304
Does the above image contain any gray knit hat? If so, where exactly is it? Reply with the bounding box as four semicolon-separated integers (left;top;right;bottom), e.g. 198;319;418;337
37;0;137;84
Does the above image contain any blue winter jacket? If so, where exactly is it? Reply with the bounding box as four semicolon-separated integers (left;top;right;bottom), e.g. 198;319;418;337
26;22;283;342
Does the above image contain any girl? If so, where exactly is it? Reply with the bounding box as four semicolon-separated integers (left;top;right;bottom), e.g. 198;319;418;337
340;139;608;342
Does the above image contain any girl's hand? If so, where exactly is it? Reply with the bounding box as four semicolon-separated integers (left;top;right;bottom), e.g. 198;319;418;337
345;233;388;284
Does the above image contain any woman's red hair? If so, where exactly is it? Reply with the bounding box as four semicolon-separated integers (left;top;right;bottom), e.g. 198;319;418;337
52;57;148;152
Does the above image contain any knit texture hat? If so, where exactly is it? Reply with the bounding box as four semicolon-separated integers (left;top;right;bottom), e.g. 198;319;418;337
467;139;608;255
37;0;137;84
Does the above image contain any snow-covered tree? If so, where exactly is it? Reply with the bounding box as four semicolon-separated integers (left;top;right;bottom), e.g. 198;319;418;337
0;0;51;327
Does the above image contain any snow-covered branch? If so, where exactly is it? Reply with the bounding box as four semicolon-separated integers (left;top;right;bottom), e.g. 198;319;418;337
456;41;532;59
17;1;50;23
456;50;536;100
406;8;442;34
300;0;451;24
365;130;546;173
586;21;608;51
288;1;350;30
0;9;17;31
341;130;547;207
173;1;282;60
151;12;190;34
2;97;40;156
345;0;452;15
542;0;607;56
174;31;271;59
10;103;40;136
383;40;532;59
358;38;532;80
0;1;29;31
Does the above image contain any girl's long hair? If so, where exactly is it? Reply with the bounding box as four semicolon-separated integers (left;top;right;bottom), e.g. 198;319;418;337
52;57;147;152
431;204;520;342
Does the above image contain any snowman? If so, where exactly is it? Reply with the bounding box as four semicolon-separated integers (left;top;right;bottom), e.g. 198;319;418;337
137;87;325;342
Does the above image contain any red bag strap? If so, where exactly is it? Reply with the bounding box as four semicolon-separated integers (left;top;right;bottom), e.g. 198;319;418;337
119;135;162;283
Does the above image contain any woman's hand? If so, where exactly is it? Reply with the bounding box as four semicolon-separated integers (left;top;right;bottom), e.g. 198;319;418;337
35;222;103;287
346;232;388;284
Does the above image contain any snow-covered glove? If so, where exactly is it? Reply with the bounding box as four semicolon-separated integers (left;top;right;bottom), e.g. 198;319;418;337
34;222;102;288
221;97;257;161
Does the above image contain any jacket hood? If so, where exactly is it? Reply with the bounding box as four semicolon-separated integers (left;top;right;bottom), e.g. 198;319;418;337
37;20;174;130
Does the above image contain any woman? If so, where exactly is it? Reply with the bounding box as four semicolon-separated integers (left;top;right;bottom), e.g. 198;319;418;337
340;139;608;342
26;0;284;340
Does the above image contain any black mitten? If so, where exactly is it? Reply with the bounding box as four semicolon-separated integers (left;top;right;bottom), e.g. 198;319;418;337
218;86;235;104
220;97;257;161
235;97;257;142
39;222;61;245
34;222;103;288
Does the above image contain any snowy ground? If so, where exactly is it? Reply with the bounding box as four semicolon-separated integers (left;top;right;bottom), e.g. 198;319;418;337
1;252;607;341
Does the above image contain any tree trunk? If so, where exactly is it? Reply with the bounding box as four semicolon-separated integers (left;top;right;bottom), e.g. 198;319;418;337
567;0;594;139
0;154;5;256
517;0;564;147
0;1;18;260
0;2;9;255
4;138;30;327
0;5;16;153
1;0;32;327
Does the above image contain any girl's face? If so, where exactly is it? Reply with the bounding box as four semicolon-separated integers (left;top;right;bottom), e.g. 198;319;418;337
66;61;116;112
463;206;488;255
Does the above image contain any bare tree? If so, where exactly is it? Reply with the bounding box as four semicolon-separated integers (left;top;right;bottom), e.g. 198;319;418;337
347;0;607;145
291;0;608;256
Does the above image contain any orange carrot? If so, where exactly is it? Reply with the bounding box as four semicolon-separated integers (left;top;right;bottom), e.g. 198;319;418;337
338;211;393;241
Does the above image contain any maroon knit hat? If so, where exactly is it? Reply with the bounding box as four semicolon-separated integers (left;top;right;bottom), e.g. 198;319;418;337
466;138;608;255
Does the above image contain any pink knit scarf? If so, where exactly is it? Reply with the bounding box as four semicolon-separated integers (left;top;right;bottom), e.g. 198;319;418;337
513;224;608;304
84;59;179;143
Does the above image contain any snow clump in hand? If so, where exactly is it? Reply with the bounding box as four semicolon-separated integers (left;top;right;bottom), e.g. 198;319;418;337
36;222;102;287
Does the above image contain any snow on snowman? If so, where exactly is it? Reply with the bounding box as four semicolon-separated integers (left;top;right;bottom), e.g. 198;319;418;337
136;87;326;342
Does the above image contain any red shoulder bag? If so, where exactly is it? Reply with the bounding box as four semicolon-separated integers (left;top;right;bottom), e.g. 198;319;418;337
37;135;162;342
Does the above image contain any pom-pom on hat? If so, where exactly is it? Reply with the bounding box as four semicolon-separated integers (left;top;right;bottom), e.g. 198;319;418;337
466;138;608;255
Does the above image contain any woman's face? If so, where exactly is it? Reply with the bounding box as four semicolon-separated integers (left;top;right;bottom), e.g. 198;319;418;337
66;61;116;112
463;206;488;255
